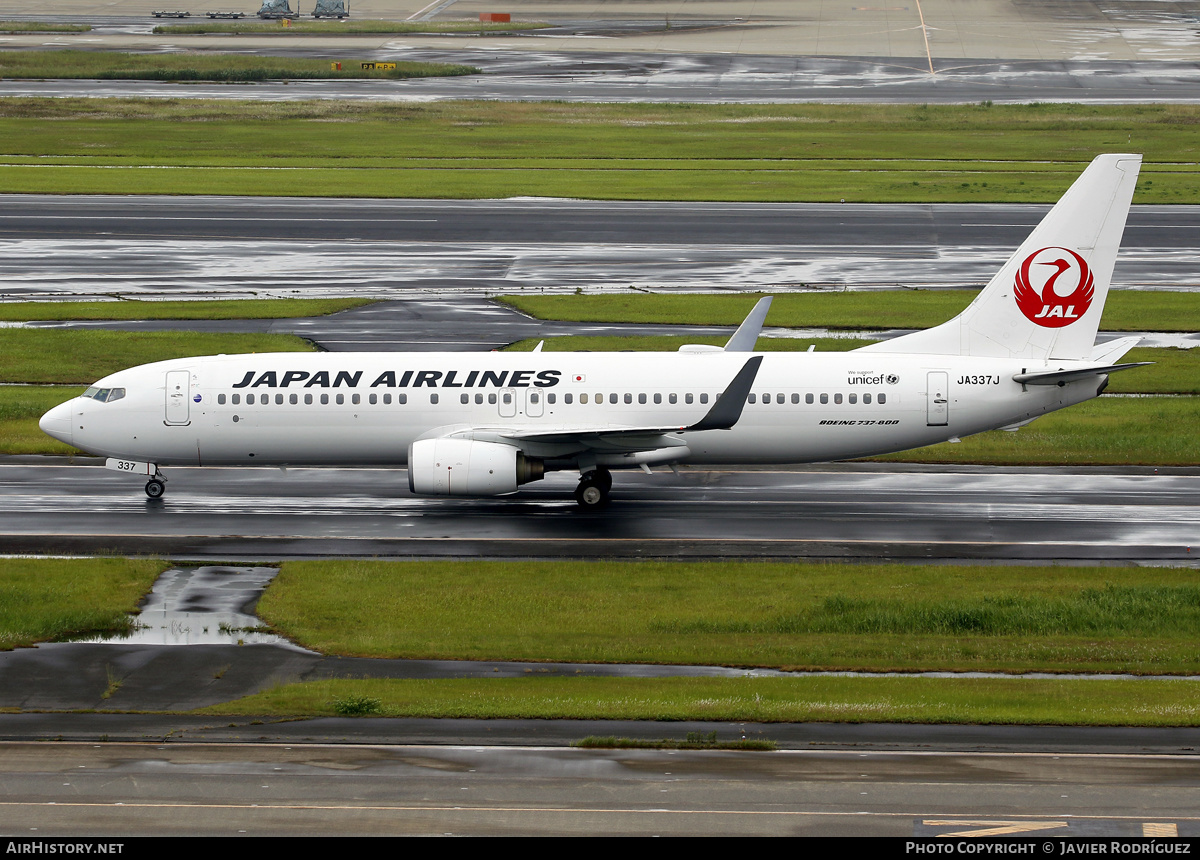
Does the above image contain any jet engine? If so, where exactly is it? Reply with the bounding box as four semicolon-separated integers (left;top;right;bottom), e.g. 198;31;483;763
407;438;543;496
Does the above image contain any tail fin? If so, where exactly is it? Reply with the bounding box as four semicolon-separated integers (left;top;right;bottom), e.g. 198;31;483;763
857;154;1141;361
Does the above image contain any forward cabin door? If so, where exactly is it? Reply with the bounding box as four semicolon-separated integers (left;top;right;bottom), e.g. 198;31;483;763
926;371;949;426
164;370;191;425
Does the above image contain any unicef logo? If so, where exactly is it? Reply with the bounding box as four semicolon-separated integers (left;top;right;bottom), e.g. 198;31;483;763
886;374;899;385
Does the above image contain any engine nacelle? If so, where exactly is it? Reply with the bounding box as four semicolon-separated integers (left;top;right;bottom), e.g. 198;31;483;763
407;438;543;496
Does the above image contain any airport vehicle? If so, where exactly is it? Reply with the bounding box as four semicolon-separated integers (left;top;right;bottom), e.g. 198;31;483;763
312;0;348;18
40;154;1148;507
256;0;297;19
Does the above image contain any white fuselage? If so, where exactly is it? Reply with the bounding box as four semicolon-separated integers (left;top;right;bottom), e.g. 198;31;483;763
46;350;1102;469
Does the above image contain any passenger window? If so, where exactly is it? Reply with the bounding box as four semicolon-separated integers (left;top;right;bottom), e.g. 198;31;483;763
849;393;857;404
580;393;588;405
531;393;540;404
431;393;439;404
290;393;298;405
700;393;709;404
488;393;496;405
820;394;828;404
352;394;361;405
218;394;226;405
475;393;483;404
624;393;632;404
383;393;392;405
547;393;556;404
369;393;377;405
275;393;284;405
879;393;887;404
460;393;469;404
792;394;799;404
805;393;813;405
321;394;329;405
685;393;693;404
834;393;843;404
247;393;256;405
232;393;241;405
565;393;573;404
305;393;313;405
669;393;677;404
399;393;408;405
776;394;784;404
653;393;662;404
503;392;512;404
336;393;345;405
864;393;872;404
609;393;618;404
748;394;756;404
638;393;646;404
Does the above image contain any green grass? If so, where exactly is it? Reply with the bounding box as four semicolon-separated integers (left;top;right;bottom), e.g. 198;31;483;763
200;675;1200;726
498;291;1200;333
0;386;84;455
0;21;90;33
873;395;1200;465
0;298;373;322
0;557;167;650
153;20;549;35
0;50;477;82
0;329;318;384
508;337;1193;394
1;101;1199;200
258;561;1200;674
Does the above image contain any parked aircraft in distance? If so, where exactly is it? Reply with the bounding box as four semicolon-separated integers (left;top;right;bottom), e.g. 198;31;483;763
41;154;1148;507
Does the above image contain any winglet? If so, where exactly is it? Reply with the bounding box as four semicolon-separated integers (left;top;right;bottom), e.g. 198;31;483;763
724;297;773;352
686;356;763;432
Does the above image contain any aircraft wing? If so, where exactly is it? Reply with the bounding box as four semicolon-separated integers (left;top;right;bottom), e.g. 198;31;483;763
436;356;763;455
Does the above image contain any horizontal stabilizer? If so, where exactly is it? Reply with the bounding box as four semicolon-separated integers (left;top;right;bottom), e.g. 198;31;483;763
1012;362;1151;386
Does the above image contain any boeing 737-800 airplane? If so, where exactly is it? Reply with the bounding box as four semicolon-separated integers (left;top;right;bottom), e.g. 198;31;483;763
40;154;1149;507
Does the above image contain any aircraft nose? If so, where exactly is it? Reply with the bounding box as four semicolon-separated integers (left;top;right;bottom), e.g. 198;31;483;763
39;401;74;446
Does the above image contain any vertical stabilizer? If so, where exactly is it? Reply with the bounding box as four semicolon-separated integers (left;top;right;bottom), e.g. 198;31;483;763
857;154;1141;360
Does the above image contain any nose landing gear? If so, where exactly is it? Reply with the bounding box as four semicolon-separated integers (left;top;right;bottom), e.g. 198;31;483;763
145;472;167;499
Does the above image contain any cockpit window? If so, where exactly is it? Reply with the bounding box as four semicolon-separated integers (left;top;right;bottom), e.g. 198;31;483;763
81;387;125;403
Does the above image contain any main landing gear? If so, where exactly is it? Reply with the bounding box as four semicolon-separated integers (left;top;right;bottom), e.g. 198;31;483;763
145;472;167;499
574;468;612;508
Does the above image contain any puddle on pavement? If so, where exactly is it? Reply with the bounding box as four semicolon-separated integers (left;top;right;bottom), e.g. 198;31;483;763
76;565;305;648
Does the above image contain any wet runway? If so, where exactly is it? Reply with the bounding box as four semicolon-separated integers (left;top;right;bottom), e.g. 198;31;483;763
1;738;1199;837
2;197;1198;298
3;462;1196;563
3;51;1200;104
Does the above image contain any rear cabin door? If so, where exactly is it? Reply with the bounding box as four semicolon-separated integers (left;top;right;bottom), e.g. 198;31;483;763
926;371;949;426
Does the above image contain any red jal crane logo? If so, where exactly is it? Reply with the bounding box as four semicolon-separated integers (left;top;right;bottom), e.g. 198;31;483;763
1013;247;1094;328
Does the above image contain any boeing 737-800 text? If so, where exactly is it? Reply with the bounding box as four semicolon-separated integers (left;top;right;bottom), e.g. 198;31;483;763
40;154;1149;507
